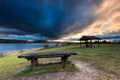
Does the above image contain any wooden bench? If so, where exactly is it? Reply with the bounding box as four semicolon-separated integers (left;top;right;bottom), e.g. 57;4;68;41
18;52;77;70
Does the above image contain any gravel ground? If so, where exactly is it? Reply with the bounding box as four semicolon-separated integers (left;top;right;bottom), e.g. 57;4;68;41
14;60;99;80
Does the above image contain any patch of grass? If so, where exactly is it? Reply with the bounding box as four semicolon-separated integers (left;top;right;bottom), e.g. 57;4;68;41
0;51;31;79
15;62;78;77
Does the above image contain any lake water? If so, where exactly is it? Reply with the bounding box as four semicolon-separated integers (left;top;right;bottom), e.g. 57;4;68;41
0;43;56;55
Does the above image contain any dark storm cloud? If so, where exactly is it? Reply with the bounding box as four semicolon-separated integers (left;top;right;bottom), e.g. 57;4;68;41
0;27;29;35
0;0;102;39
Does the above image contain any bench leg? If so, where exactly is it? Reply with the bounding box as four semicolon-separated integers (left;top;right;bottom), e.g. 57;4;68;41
61;56;68;68
61;57;64;64
35;58;39;66
31;58;35;70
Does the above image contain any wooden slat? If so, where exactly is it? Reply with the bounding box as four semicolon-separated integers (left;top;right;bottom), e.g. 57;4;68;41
18;52;77;59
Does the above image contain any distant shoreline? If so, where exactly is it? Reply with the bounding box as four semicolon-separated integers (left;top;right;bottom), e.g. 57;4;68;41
0;47;44;57
1;45;58;57
0;43;57;56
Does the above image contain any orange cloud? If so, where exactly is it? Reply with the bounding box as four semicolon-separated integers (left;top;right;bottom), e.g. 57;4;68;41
60;0;120;40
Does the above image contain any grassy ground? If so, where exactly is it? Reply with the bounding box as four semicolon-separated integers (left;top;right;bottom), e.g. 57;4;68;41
15;62;78;77
0;44;120;80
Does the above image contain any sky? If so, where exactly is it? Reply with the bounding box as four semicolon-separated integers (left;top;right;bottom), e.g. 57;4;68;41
0;0;120;41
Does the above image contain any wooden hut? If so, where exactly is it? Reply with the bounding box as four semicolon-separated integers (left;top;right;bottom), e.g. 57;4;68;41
79;36;101;47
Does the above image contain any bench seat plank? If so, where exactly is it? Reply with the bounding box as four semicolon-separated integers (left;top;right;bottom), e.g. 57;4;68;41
18;52;76;58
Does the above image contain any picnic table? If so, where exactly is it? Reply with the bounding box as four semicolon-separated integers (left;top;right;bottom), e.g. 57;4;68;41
18;52;77;70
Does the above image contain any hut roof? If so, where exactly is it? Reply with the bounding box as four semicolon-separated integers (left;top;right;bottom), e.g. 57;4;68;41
79;36;100;40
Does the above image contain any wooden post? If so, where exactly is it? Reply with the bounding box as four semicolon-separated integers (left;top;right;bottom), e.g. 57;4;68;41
31;58;35;70
61;57;64;64
85;40;86;47
35;58;39;66
62;56;68;68
85;40;88;47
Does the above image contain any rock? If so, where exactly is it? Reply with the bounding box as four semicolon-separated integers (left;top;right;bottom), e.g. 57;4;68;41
0;53;3;58
44;44;49;49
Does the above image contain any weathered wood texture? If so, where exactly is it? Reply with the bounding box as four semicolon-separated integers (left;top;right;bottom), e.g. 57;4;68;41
18;52;77;70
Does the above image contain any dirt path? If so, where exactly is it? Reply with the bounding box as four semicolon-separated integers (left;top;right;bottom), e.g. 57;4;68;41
15;60;99;80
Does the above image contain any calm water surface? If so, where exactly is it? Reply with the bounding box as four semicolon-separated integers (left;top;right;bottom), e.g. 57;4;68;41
0;43;56;55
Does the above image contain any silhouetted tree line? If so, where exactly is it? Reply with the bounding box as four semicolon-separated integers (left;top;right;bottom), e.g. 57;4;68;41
0;39;27;43
0;39;48;43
